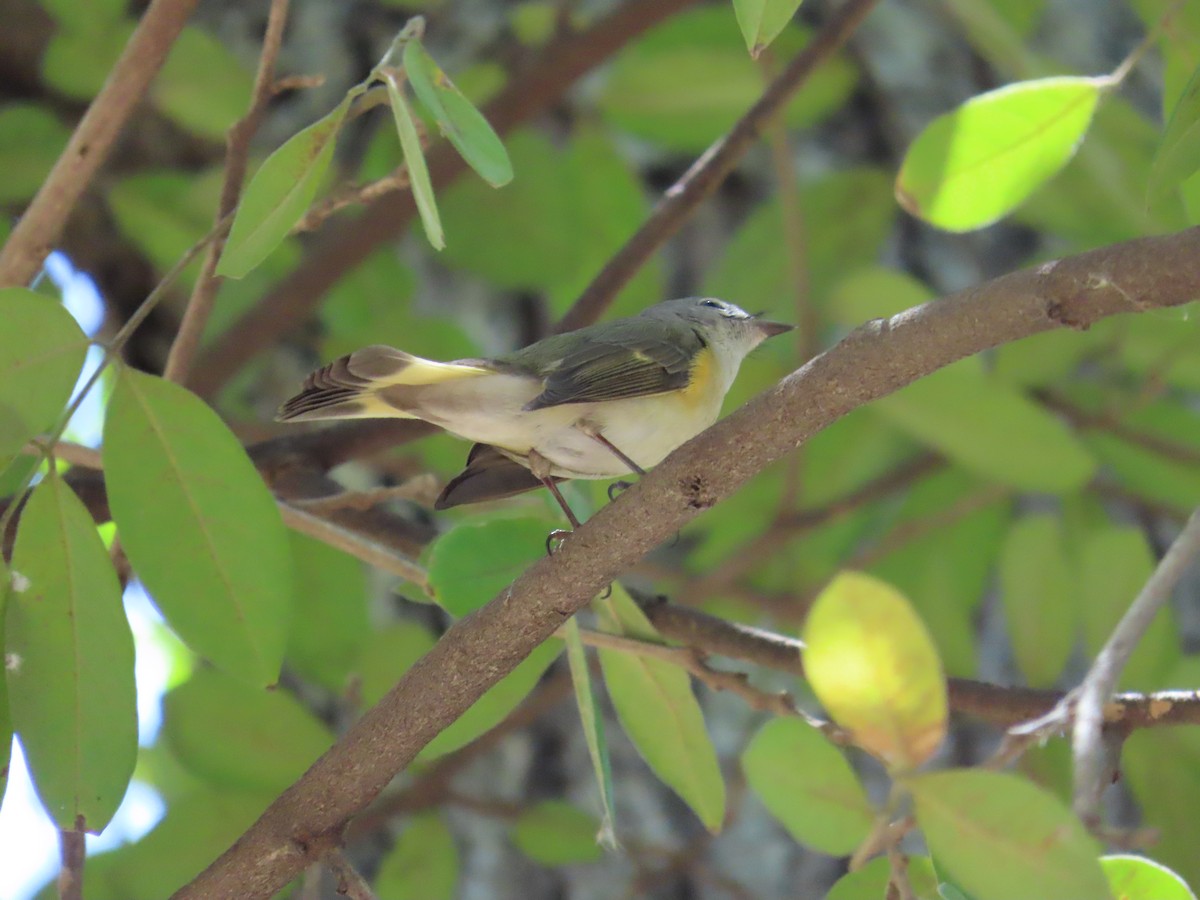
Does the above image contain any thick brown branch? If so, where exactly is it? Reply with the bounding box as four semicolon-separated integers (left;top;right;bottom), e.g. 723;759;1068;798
173;227;1200;900
187;0;701;399
0;0;201;287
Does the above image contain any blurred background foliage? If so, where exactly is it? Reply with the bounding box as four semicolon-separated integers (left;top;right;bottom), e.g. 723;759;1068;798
2;0;1200;897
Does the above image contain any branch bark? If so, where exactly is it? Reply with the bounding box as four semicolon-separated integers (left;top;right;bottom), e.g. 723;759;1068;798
173;226;1200;900
0;0;200;287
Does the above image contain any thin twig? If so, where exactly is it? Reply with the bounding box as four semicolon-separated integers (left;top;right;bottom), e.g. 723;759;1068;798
0;0;201;287
58;825;86;900
1072;507;1200;823
21;440;102;470
277;501;430;590
163;0;292;384
323;849;377;900
291;476;440;513
556;0;880;332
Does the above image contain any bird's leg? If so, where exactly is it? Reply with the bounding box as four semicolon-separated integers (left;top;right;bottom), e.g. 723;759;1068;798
578;424;644;502
528;449;578;553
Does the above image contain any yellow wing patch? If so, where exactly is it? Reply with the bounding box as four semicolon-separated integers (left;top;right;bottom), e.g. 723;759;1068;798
387;358;494;387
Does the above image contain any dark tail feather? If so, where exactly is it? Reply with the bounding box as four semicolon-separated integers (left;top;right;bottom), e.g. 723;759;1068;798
276;345;416;422
435;443;556;509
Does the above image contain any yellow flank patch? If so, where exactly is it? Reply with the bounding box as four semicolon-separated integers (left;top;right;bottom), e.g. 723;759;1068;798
679;346;717;409
391;358;493;386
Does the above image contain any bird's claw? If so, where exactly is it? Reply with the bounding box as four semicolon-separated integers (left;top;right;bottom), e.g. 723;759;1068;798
607;480;634;502
545;529;571;555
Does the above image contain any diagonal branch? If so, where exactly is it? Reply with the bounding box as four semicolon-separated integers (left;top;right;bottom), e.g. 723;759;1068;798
173;226;1200;900
0;0;201;287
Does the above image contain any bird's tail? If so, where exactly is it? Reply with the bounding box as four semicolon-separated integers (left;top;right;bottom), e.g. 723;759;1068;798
276;344;493;422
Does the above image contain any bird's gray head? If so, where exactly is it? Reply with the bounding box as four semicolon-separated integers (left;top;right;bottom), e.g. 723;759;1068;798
643;297;793;354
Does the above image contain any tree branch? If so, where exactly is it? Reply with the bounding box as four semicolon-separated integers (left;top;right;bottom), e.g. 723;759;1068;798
0;0;201;287
173;227;1200;900
187;0;701;399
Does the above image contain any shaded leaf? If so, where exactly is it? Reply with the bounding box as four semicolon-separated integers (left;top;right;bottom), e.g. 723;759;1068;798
375;813;458;900
909;769;1112;900
998;514;1077;687
803;572;947;770
1149;61;1200;202
897;77;1102;231
732;0;803;57
869;357;1096;493
563;617;617;844
0;287;89;471
152;25;253;140
1101;855;1196;900
162;668;333;793
596;586;726;831
404;39;512;186
0;104;71;203
512;800;603;865
741;718;873;854
426;517;549;615
7;472;136;831
357;622;438;709
104;369;293;685
42;20;133;101
217;97;351;277
0;564;10;804
384;70;444;249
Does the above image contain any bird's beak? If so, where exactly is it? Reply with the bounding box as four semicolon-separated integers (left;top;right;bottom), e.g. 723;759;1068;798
754;319;795;339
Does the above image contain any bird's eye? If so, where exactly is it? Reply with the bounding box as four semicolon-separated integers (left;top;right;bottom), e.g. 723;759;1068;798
700;299;724;309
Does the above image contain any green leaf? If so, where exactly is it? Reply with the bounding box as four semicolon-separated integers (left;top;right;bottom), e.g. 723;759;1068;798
896;77;1102;231
869;358;1096;493
7;472;136;831
356;622;438;709
732;0;802;57
375;813;458;900
803;572;947;771
41;20;133;101
1079;525;1179;689
0;564;11;805
1149;61;1200;202
106;791;273;900
563;617;617;845
421;638;560;760
162;668;333;793
0;103;71;203
40;0;128;32
823;856;944;900
426;517;549;616
103;369;293;685
403;40;512;187
151;25;253;140
0;288;89;471
595;586;726;831
741;718;873;854
217;97;351;278
384;70;444;250
599;8;855;153
998;514;1077;687
1102;855;1196;900
512;800;604;865
909;769;1112;900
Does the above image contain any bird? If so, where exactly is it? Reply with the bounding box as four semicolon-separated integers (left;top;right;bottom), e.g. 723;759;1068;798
278;297;793;527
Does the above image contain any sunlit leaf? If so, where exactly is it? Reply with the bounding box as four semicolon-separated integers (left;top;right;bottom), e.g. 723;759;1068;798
732;0;802;57
0;104;71;203
909;769;1112;900
104;369;293;685
512;800;603;865
375;813;458;900
162;668;333;793
426;517;549;616
404;39;512;186
217;96;351;277
803;572;947;770
384;70;444;250
741;718;873;854
998;514;1077;687
1101;855;1196;900
595;586;726;831
7;472;136;831
897;77;1102;231
0;288;89;472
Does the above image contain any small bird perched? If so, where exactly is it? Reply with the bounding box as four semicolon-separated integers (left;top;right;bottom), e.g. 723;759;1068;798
278;297;792;527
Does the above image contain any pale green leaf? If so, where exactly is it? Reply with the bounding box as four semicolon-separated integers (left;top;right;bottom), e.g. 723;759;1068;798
217;97;351;277
803;572;947;771
152;25;253;140
897;77;1102;231
732;0;802;57
596;586;726;831
404;40;512;186
426;517;549;616
103;369;293;685
375;813;458;900
356;622;438;709
742;718;873;854
7;472;136;831
910;769;1112;900
563;617;616;845
512;800;603;865
384;71;444;249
